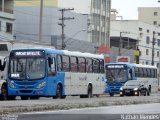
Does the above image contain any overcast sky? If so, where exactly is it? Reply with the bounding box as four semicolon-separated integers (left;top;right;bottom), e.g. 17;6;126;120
59;0;160;19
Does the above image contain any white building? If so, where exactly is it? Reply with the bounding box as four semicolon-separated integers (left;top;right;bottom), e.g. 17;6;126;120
0;0;14;43
138;7;160;27
110;20;160;67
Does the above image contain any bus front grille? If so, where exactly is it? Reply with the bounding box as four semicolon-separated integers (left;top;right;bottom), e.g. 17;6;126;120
19;90;32;93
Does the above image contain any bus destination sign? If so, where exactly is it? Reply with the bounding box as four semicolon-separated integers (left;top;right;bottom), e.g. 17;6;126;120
106;65;125;69
13;51;44;57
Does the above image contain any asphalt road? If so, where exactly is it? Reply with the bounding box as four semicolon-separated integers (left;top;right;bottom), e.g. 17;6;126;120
17;103;160;120
0;92;160;115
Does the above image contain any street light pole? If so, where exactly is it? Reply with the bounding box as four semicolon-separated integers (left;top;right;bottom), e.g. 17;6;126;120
119;32;122;56
119;31;130;56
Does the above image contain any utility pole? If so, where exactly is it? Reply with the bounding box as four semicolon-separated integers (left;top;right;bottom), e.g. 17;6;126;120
38;0;43;43
58;8;74;50
119;32;122;56
151;31;156;66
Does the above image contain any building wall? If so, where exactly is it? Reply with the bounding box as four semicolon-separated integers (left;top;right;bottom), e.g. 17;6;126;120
14;7;88;42
89;0;111;47
138;7;160;27
0;0;14;42
110;20;160;66
14;0;58;7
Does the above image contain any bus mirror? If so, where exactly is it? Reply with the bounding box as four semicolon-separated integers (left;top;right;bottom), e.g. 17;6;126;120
48;57;53;67
0;60;6;71
0;60;2;71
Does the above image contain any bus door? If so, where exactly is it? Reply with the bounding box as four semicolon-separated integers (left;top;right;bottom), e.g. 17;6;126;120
47;56;57;96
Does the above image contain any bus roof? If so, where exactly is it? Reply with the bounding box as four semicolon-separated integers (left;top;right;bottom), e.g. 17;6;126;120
11;48;104;59
106;62;157;69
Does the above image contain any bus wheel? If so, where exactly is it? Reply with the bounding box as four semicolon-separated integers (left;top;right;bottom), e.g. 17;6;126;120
61;95;66;99
109;93;114;97
147;91;150;96
8;96;16;100
1;84;8;100
56;85;62;99
87;85;92;98
148;85;151;93
21;96;29;100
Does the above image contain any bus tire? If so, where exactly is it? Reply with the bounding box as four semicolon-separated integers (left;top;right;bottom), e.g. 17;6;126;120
21;96;29;100
148;85;151;93
87;84;92;98
8;96;16;100
1;84;8;100
56;85;62;99
80;95;86;98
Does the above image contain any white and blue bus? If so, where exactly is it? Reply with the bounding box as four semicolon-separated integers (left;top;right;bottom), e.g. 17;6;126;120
105;62;158;96
5;48;106;100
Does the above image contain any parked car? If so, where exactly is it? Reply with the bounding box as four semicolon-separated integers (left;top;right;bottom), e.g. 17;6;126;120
119;80;150;96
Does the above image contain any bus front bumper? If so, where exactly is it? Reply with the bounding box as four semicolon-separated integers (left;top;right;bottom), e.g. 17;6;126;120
8;88;47;96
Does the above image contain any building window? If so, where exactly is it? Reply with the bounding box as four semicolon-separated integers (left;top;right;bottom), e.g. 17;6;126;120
147;29;149;33
157;51;159;57
139;51;142;56
146;61;148;65
153;21;157;25
6;23;12;33
157;63;159;68
146;49;149;55
154;12;158;16
146;36;150;44
158;32;160;36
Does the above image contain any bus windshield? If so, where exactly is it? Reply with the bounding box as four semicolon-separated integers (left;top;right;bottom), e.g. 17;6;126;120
9;58;45;80
106;68;127;83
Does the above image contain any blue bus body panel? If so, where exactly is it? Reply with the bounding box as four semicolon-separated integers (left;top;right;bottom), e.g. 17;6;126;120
105;62;136;94
105;82;123;94
8;48;66;97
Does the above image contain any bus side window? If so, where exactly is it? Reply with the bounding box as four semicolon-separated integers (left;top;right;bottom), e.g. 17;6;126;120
62;55;70;72
146;68;150;78
86;58;92;73
48;57;56;76
78;57;85;73
100;59;104;73
93;59;100;73
135;67;138;77
70;56;78;72
143;68;147;77
150;69;154;78
128;69;132;80
57;55;62;71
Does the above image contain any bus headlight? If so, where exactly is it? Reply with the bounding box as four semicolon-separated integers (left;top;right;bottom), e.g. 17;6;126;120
9;82;16;89
37;82;46;88
134;88;138;91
